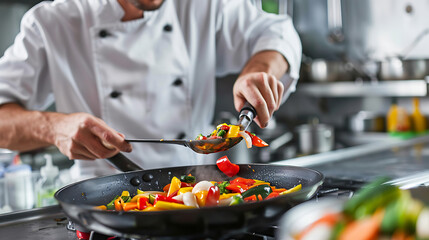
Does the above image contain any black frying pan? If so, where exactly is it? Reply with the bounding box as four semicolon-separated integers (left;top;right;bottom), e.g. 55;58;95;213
55;154;323;239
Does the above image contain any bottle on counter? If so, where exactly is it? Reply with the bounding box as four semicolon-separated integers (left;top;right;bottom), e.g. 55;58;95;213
4;163;34;211
36;154;60;207
411;98;427;134
387;98;411;133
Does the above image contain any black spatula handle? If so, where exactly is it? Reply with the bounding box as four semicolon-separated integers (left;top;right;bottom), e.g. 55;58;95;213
106;153;143;172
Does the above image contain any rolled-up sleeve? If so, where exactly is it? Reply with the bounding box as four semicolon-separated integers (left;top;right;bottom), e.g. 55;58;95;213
215;0;302;98
0;9;53;110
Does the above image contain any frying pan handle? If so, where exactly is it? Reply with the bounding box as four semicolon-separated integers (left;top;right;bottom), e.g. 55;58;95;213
106;153;143;172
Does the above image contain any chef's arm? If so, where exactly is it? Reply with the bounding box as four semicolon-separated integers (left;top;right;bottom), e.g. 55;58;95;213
0;103;132;159
233;50;288;128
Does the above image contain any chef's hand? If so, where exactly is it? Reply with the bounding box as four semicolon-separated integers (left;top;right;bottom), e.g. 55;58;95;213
233;72;284;128
51;113;132;160
233;50;288;128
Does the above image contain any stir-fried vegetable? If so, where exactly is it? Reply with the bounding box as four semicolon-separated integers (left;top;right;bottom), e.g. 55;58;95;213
96;156;302;212
96;175;301;212
196;123;268;149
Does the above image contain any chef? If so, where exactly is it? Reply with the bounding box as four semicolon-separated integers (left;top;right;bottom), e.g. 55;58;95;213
0;0;301;180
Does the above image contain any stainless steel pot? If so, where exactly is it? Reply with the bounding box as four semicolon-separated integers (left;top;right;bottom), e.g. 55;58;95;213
301;59;355;82
379;58;429;80
345;111;386;133
296;123;334;155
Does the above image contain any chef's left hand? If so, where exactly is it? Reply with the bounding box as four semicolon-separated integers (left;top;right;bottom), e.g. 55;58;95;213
233;71;284;128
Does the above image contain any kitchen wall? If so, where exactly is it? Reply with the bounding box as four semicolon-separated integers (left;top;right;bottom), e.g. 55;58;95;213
0;3;30;55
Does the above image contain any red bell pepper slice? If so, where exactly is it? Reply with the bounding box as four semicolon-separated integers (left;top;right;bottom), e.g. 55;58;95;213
219;125;230;131
230;177;255;186
245;131;269;147
153;194;183;205
205;186;220;206
225;182;249;194
216;156;239;177
265;192;280;200
137;197;148;210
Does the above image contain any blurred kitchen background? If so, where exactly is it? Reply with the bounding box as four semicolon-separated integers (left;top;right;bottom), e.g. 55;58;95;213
1;0;429;212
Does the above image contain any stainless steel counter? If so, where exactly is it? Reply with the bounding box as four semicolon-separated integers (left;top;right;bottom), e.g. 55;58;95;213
273;134;429;189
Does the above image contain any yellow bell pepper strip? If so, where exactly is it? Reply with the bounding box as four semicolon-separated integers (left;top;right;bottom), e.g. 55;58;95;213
95;205;107;210
253;179;270;184
177;187;193;195
195;190;208;207
142;206;164;212
279;184;302;195
154;201;196;210
225;125;240;138
206;186;220;206
219;193;240;200
167;176;182;197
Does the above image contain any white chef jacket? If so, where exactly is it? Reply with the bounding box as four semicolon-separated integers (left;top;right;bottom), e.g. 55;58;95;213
0;0;301;180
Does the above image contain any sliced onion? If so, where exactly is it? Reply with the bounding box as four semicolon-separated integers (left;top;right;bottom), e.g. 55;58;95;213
218;197;234;206
182;192;199;208
192;181;213;194
239;131;252;148
172;194;184;201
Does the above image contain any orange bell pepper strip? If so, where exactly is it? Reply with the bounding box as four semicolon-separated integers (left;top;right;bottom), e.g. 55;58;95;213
265;192;280;200
114;197;123;211
95;205;107;210
195;190;208;207
123;202;138;211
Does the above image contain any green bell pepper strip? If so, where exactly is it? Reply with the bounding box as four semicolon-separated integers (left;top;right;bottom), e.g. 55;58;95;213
229;195;244;206
241;184;272;200
106;195;120;210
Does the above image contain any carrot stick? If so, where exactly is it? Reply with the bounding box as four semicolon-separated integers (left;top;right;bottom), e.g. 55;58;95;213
339;209;384;240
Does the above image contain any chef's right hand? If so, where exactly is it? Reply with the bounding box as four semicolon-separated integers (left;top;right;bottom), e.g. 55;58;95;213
51;112;132;160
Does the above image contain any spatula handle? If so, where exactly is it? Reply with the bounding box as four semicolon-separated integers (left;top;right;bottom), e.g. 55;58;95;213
106;153;143;172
